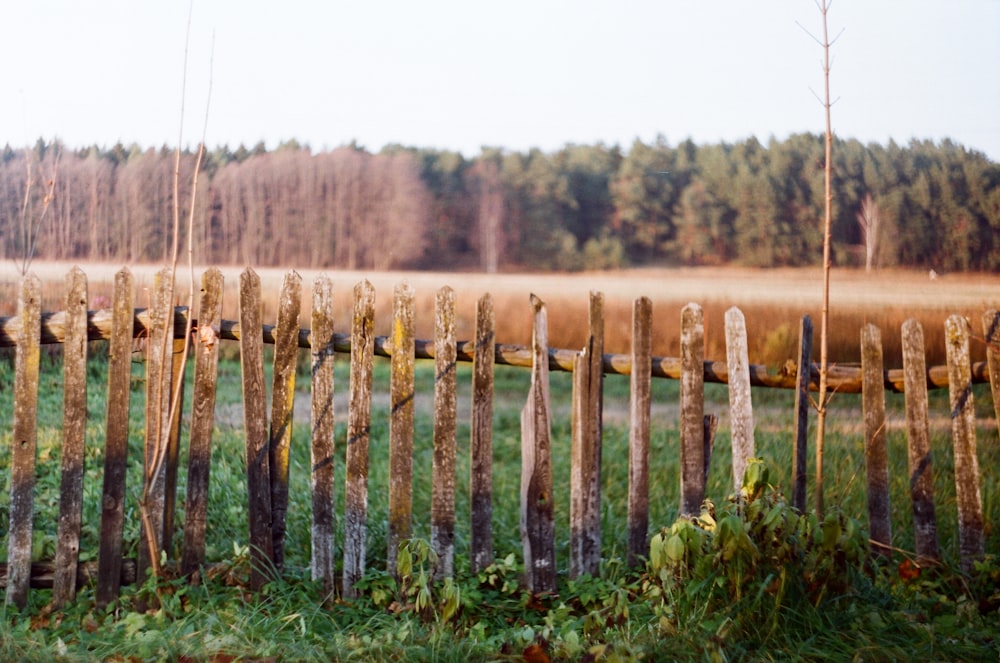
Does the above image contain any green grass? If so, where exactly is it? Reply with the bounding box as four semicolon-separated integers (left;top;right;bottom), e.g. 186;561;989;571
0;346;998;661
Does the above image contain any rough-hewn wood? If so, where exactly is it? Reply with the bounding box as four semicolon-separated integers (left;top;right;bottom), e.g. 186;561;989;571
792;315;813;512
944;315;984;571
309;275;336;592
470;293;495;574
861;324;891;557
680;303;705;517
520;294;556;593
627;297;652;568
6;274;41;609
343;280;375;599
181;268;224;578
570;292;604;579
162;336;187;559
239;268;274;590
52;267;88;607
984;309;1000;426
901;319;939;564
725;307;755;491
96;268;135;608
388;282;415;577
268;271;302;571
432;286;458;579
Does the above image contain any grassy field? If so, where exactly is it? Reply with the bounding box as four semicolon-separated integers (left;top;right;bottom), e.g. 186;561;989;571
1;262;999;660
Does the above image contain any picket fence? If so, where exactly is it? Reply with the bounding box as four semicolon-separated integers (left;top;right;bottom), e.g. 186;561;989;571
1;266;997;610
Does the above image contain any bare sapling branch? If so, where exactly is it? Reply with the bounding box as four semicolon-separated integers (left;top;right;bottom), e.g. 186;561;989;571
16;144;60;277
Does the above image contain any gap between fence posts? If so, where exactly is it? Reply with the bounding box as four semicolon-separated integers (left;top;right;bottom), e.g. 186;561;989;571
792;315;813;512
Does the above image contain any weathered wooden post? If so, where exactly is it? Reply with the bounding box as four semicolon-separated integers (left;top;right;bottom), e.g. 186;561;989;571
792;315;813;512
309;275;336;593
432;286;458;579
861;323;891;558
983;309;1000;426
388;282;415;577
470;293;495;574
680;303;705;516
725;307;754;491
627;297;652;568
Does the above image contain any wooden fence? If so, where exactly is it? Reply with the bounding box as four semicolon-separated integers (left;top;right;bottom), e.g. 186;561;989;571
1;266;997;610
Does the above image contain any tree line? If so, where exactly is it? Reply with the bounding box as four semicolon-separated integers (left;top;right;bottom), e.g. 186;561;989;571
2;134;998;272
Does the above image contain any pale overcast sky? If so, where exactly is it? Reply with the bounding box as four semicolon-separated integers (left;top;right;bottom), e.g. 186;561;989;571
2;1;998;161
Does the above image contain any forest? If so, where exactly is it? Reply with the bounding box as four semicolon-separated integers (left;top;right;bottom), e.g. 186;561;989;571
2;134;998;273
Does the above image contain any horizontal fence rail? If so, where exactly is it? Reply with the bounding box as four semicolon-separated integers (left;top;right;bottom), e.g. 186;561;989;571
1;266;997;609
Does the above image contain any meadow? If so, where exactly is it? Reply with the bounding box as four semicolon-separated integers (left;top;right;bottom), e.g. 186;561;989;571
1;262;998;661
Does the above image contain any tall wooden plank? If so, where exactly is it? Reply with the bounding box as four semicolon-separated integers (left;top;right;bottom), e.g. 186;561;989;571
520;295;556;593
901;319;939;564
792;315;813;512
239;268;274;590
470;293;495;574
181;268;224;578
388;282;415;576
343;280;375;599
627;297;652;568
269;271;302;571
861;324;891;557
679;303;705;517
310;275;336;592
725;307;755;491
983;310;1000;427
52;267;88;607
96;268;135;608
162;335;187;559
945;315;984;571
569;291;604;579
137;268;174;584
432;286;458;579
6;274;41;609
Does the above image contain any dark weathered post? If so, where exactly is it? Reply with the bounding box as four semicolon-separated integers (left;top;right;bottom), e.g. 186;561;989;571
269;271;302;571
470;293;495;574
388;282;415;576
309;275;336;593
569;291;604;579
432;286;458;579
983;310;1000;426
861;323;891;558
181;268;224;578
520;294;556;593
96;268;135;608
6;274;41;609
239;268;274;590
680;303;705;516
901;319;939;564
627;297;652;568
945;314;984;571
53;267;88;607
792;315;813;512
343;280;375;599
725;307;755;491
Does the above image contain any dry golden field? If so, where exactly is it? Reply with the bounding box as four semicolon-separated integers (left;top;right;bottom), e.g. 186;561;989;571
2;260;998;368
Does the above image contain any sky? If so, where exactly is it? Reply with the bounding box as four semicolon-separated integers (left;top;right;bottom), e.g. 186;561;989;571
2;1;999;162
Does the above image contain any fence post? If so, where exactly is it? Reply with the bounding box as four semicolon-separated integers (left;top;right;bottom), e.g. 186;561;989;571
680;303;705;516
725;307;755;491
388;282;415;577
52;267;88;607
861;324;891;558
239;267;274;590
945;315;984;572
983;309;1000;427
521;294;556;593
309;275;336;594
627;297;652;568
570;291;604;579
343;280;375;599
96;268;135;608
792;315;813;512
269;271;302;572
432;286;458;579
6;273;41;609
470;293;495;574
901;319;940;564
181;268;224;579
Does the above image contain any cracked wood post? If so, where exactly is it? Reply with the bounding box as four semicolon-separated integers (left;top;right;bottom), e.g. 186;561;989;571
901;319;939;564
470;293;495;574
725;307;755;492
680;303;705;517
984;309;1000;427
309;275;336;593
520;294;556;593
861;324;891;558
792;315;813;512
432;286;458;579
343;280;375;599
945;314;984;572
388;282;415;577
627;297;652;568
